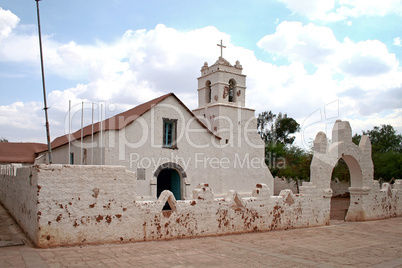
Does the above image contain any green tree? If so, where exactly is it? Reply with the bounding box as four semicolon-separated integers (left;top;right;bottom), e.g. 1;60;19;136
264;142;287;177
257;111;276;143
353;125;402;181
257;111;300;145
274;113;301;144
332;159;350;182
258;111;310;191
275;145;312;192
364;125;402;153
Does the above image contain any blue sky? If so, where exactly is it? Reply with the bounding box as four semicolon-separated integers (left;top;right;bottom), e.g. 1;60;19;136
0;0;401;149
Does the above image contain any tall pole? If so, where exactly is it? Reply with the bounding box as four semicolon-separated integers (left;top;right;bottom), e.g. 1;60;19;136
100;104;103;165
91;103;94;165
81;101;84;165
35;0;52;164
68;100;71;164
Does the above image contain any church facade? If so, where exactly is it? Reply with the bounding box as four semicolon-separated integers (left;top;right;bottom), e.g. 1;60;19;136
39;56;273;200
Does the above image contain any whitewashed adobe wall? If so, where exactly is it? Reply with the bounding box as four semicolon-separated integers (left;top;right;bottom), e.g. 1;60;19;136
0;164;39;243
0;163;401;248
274;176;350;197
310;120;400;221
0;120;400;247
331;179;350;197
0;164;328;247
274;177;299;195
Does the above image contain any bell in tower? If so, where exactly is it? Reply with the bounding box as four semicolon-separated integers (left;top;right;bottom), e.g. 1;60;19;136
192;41;254;141
196;57;246;109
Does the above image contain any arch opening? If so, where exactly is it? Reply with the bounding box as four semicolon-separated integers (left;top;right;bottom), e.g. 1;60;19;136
206;80;212;103
329;155;362;222
157;168;181;210
228;79;236;102
330;158;351;221
157;168;181;200
154;162;186;210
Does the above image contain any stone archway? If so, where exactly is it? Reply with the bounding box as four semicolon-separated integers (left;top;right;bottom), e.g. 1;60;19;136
310;120;374;221
153;162;187;200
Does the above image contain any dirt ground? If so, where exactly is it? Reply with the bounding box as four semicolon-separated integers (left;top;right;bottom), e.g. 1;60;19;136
330;197;350;220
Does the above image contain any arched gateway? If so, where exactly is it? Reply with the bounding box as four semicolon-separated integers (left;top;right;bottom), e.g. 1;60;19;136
154;162;187;200
310;120;375;221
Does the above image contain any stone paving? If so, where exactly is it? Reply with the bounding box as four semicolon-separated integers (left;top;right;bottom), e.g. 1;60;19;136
0;203;401;267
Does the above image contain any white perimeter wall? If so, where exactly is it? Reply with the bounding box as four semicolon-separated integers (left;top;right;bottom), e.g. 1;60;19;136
0;164;39;243
1;164;401;248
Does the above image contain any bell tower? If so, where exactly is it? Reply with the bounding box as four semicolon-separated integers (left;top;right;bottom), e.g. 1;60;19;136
192;41;254;143
196;57;246;108
192;41;273;193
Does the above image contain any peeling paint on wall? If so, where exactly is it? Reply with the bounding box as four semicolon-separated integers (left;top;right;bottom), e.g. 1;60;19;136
0;120;401;248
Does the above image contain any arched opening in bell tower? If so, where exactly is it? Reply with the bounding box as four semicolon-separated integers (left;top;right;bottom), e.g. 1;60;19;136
206;80;212;103
228;79;236;103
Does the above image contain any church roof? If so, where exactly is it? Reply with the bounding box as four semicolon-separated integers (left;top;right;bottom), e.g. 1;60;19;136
45;92;220;152
0;142;47;163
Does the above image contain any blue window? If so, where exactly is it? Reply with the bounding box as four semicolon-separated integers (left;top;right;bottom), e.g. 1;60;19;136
165;122;173;146
163;118;177;148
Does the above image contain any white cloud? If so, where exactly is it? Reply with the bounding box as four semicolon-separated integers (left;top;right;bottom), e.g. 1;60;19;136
336;0;402;18
0;101;47;142
278;0;402;21
339;39;399;77
0;9;400;146
0;7;19;44
344;109;402;141
257;22;338;65
256;21;402;137
278;0;337;20
258;22;399;77
394;37;402;47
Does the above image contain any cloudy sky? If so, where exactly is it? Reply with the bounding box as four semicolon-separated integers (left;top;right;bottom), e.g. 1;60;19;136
0;0;401;150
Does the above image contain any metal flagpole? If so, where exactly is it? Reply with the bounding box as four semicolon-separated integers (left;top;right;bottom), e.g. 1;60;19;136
35;0;52;164
100;104;103;165
81;101;84;165
91;103;94;165
68;100;71;164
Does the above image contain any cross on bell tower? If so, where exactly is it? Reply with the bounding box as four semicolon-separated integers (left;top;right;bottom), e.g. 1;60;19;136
195;40;245;109
217;40;226;58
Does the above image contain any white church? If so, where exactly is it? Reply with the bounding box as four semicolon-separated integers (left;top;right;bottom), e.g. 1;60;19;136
2;47;401;249
37;54;274;200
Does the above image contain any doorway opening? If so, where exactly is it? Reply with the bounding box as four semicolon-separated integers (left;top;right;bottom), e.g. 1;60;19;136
157;168;181;210
330;158;351;221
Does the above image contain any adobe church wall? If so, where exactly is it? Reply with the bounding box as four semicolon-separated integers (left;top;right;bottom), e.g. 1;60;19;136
104;96;273;199
50;133;104;165
104;96;225;199
215;106;274;194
